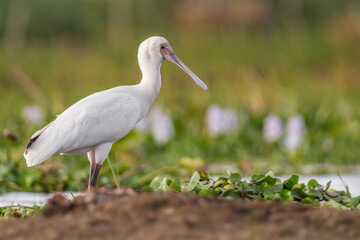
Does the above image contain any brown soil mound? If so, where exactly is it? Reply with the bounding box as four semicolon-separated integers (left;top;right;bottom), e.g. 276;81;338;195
1;189;360;240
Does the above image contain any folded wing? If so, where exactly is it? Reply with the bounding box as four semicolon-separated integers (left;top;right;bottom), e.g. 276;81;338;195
24;91;141;167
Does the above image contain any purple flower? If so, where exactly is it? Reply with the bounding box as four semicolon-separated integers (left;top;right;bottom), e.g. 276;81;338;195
149;108;175;145
135;118;150;133
205;104;238;137
22;105;44;124
135;107;175;145
263;114;283;143
284;114;306;151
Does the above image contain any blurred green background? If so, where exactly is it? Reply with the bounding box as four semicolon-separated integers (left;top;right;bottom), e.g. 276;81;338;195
1;0;360;192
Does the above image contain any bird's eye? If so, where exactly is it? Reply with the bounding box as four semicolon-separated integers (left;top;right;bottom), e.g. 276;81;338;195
161;45;165;49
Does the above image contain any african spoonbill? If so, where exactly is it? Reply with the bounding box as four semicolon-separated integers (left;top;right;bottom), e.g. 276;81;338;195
24;36;207;191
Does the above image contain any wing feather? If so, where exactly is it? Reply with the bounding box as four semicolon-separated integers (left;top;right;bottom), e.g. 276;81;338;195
24;89;141;167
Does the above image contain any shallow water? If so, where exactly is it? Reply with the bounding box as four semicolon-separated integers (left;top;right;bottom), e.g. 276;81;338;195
0;192;80;207
0;174;359;207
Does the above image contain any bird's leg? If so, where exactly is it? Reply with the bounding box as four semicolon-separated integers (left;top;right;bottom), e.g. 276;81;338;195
88;160;96;191
88;163;102;192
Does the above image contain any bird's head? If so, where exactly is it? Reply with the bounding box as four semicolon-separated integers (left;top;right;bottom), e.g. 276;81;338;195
138;36;208;91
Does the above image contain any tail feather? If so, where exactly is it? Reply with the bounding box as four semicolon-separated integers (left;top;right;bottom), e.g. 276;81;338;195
24;120;58;167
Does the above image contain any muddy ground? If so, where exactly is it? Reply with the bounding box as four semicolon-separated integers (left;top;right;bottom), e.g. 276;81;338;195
1;189;360;240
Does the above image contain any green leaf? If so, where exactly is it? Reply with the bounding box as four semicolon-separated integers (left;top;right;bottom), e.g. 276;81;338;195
214;179;226;188
271;184;283;193
265;171;275;178
307;179;318;188
283;175;299;189
230;173;242;184
183;171;200;192
263;188;276;199
326;190;342;198
196;181;212;190
159;178;169;191
199;171;209;180
254;176;276;185
222;188;237;198
251;174;265;182
170;178;184;192
301;197;315;205
142;186;154;191
260;182;270;192
307;189;322;198
280;189;293;201
199;189;214;196
240;182;254;192
149;177;163;190
351;196;360;207
291;188;307;200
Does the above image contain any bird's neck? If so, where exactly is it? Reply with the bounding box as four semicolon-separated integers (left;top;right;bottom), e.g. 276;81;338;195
138;60;162;105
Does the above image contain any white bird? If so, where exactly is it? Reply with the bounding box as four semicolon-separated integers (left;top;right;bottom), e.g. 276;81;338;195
24;36;207;191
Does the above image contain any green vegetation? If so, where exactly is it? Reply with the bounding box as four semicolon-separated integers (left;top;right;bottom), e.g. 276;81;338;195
147;171;360;210
0;205;44;218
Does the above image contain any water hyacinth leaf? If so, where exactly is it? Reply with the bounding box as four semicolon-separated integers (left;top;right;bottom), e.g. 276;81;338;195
307;179;318;188
183;171;200;192
251;174;265;182
265;171;275;178
218;177;229;181
199;171;209;180
351;196;360;207
283;175;299;189
213;188;223;195
26;209;35;217
271;184;284;193
199;189;214;196
260;182;270;192
325;195;343;203
307;189;322;198
289;175;299;184
149;177;163;190
142;186;154;191
196;182;212;190
254;176;277;185
263;188;276;199
240;182;254;192
170;178;183;192
222;188;237;198
291;188;307;200
325;189;340;197
230;173;241;184
158;177;170;191
280;189;293;201
170;178;184;187
301;197;315;205
215;179;227;188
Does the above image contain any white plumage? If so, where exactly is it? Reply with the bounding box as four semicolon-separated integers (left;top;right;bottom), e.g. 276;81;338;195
24;36;207;191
